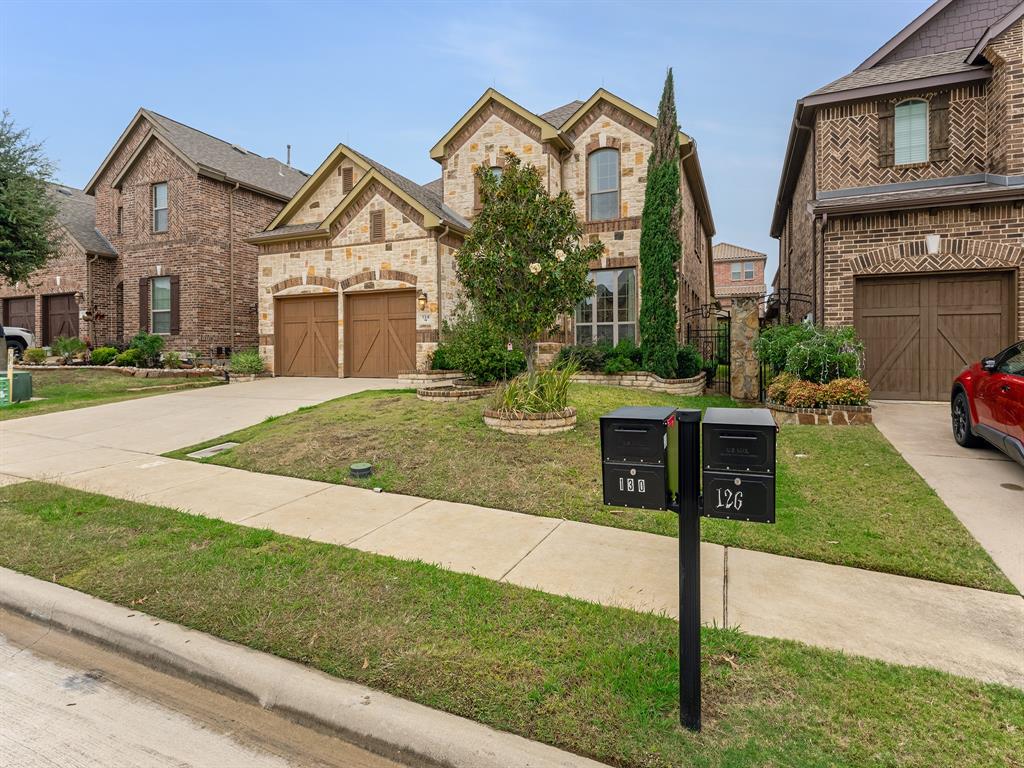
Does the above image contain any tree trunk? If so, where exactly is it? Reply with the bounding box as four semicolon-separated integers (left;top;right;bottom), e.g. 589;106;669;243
523;337;535;374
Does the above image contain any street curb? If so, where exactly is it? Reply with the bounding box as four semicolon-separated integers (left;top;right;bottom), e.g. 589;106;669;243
0;567;610;768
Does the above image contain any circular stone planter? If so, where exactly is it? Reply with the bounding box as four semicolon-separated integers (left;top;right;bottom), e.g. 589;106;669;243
416;381;494;402
482;407;577;435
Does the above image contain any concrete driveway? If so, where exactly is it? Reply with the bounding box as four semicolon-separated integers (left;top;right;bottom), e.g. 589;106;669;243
873;401;1024;592
0;376;399;458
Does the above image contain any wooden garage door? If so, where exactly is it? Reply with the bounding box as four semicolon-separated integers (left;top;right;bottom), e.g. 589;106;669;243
43;293;79;345
345;290;416;378
855;272;1014;400
3;297;35;332
274;294;339;377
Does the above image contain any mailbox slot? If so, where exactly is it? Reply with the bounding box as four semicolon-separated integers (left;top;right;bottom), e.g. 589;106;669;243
600;406;678;510
701;407;777;525
701;471;775;524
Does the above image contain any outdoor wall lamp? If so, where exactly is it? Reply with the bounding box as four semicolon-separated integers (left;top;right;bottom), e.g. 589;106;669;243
418;291;428;311
925;234;941;255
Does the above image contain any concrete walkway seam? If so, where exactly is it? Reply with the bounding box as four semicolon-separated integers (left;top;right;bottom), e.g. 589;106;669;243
0;567;610;768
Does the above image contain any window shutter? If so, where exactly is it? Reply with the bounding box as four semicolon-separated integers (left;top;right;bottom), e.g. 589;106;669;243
929;92;950;162
342;166;353;194
169;275;180;335
370;210;385;243
877;100;895;168
139;277;150;331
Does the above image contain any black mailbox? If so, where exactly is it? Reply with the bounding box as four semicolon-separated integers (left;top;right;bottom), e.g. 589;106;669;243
600;406;678;510
702;407;777;524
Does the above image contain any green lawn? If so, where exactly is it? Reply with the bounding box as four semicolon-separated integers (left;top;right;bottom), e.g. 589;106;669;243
1;482;1020;768
0;367;224;420
169;385;1014;593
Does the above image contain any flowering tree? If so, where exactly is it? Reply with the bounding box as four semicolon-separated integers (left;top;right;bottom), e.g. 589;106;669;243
455;153;602;371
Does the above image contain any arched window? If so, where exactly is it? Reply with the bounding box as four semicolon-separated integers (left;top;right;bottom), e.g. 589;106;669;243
894;99;928;165
588;148;619;221
489;165;502;182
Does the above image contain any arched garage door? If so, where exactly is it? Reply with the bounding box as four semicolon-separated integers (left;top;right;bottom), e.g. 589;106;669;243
274;294;339;377
344;290;416;377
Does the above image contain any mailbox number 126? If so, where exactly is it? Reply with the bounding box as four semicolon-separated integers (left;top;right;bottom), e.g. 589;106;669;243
619;477;646;494
715;487;743;511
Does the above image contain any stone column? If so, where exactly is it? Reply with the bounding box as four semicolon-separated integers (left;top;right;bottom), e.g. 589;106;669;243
730;296;760;402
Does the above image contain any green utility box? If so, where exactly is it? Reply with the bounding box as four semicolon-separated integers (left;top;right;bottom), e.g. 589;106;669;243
0;372;32;406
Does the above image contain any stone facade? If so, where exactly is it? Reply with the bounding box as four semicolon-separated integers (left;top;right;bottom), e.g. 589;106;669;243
729;296;760;401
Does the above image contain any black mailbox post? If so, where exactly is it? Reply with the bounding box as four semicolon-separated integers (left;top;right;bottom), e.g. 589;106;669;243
599;404;777;732
702;408;777;524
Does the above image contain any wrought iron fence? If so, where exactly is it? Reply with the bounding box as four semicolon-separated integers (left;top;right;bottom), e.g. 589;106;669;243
683;305;730;397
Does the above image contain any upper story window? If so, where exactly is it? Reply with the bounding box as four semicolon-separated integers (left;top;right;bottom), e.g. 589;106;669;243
588;148;619;222
894;99;928;165
152;182;168;232
730;262;756;281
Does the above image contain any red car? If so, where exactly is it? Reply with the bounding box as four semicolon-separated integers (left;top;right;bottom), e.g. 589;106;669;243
951;341;1024;466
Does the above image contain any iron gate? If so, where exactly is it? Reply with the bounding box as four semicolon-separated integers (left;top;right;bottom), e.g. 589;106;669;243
684;305;730;397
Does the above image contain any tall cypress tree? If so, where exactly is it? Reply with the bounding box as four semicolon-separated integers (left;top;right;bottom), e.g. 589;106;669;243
638;69;682;378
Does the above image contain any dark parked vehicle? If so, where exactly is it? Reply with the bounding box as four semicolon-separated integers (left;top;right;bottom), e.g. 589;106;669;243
951;341;1024;466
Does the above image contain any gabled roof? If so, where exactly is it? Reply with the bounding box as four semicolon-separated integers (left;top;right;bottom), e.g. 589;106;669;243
712;242;766;262
253;144;468;243
967;0;1024;63
539;100;585;128
47;183;116;257
430;89;565;160
86;109;307;201
422;177;443;197
807;48;985;101
556;89;692;146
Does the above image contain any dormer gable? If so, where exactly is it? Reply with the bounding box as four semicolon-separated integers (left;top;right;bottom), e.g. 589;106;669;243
266;145;371;229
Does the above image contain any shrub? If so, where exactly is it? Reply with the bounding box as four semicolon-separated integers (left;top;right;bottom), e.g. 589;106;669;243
553;341;609;373
113;348;143;367
435;309;526;384
128;332;165;368
820;377;871;406
51;335;86;363
675;344;703;379
754;323;815;372
230;349;265;375
22;347;46;365
89;346;118;366
603;354;637;374
601;339;641;374
430;345;456;371
766;371;799;404
785;380;824;408
784;326;863;383
491;363;576;415
163;351;183;370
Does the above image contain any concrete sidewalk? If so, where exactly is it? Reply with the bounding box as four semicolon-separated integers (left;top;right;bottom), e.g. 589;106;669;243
1;379;1021;690
873;401;1024;592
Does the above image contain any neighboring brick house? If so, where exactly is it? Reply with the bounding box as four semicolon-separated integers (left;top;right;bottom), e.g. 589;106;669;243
712;242;766;313
253;87;715;378
1;109;306;358
771;0;1024;400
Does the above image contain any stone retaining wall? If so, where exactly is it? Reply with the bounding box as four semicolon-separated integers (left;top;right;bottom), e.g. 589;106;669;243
16;364;221;379
398;370;464;385
768;402;873;425
571;372;706;396
482;407;577;435
417;385;493;402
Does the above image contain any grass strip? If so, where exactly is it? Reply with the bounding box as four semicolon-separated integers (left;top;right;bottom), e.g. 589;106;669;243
1;481;1020;768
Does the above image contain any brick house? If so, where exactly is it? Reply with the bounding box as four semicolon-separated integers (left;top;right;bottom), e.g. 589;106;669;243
253;88;715;377
771;0;1024;400
712;242;766;313
0;109;306;358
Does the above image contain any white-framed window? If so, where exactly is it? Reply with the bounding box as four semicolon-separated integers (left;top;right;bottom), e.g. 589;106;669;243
575;268;636;345
894;99;928;165
744;261;755;280
151;276;171;334
489;165;502;182
588;148;619;221
730;262;756;280
731;263;741;280
152;182;168;232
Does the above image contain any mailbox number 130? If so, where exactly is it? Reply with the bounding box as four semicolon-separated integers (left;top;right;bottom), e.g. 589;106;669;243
715;487;743;511
619;477;646;494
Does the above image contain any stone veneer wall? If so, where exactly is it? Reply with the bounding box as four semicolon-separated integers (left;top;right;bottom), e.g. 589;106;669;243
290;157;366;226
571;371;706;396
768;403;873;425
729;296;760;401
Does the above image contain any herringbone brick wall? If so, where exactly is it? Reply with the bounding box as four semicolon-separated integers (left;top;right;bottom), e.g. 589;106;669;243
816;84;987;192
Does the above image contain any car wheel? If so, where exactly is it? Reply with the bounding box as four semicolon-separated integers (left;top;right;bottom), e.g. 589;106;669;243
952;391;982;448
6;341;25;361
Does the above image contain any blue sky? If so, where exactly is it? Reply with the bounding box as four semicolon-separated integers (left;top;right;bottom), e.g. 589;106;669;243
2;0;929;281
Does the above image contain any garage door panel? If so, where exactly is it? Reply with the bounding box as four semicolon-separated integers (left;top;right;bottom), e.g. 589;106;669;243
856;272;1013;401
275;295;338;377
4;297;35;332
345;290;416;378
44;294;79;345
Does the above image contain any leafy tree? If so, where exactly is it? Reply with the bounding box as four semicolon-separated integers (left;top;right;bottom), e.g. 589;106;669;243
455;153;602;371
0;111;60;284
638;69;683;378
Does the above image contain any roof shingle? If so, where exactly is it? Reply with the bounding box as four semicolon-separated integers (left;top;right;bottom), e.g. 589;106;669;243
808;48;982;97
48;183;116;256
539;100;584;128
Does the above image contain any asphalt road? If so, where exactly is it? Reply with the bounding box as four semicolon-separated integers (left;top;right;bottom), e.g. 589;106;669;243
0;609;401;768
